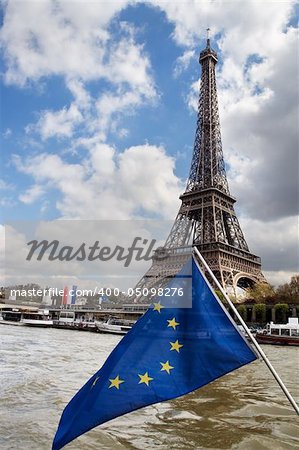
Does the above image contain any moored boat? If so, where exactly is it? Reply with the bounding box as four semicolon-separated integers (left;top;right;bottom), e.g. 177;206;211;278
53;311;97;331
22;310;53;327
256;318;299;346
0;309;24;325
95;317;136;335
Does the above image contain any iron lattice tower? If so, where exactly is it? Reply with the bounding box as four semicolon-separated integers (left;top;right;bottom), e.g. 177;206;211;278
135;36;266;296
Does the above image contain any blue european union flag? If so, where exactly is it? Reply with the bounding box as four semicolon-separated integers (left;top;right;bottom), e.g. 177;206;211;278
53;257;257;449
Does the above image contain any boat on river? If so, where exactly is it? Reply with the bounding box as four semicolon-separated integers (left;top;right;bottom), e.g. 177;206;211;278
256;317;299;346
95;318;136;335
53;311;97;331
22;310;53;327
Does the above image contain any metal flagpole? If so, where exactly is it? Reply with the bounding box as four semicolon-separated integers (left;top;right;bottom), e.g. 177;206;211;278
193;246;299;415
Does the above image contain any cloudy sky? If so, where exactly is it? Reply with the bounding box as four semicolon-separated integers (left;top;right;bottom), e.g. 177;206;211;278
0;0;298;286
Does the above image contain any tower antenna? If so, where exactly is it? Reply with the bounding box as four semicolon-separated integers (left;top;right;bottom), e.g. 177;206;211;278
206;27;211;46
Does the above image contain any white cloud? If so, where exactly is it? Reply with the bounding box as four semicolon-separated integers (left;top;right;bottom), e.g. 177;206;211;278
3;219;171;289
2;1;156;142
27;77;155;143
240;215;298;283
0;179;13;190
1;0;126;85
105;33;155;97
220;28;298;221
154;0;295;52
13;143;183;220
264;270;297;287
1;1;155;93
95;89;144;137
173;49;195;78
186;79;199;111
2;128;12;138
2;2;157;143
67;79;91;110
19;184;45;204
30;103;83;140
88;143;116;178
118;145;183;218
0;179;15;209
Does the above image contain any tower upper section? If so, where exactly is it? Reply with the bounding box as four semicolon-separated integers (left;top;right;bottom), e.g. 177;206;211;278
186;36;230;195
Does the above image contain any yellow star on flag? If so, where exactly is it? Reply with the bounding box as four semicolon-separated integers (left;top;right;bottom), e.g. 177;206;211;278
170;340;183;353
160;361;174;374
153;302;164;313
167;317;179;330
138;372;153;386
109;375;124;389
91;376;99;388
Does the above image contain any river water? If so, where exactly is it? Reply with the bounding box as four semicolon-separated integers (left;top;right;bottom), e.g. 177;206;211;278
0;325;298;450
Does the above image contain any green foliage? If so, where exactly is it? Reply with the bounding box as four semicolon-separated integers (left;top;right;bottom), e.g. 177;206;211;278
274;303;289;313
274;303;289;323
253;303;266;322
237;304;246;319
215;290;225;302
246;276;299;305
245;282;274;302
276;275;299;304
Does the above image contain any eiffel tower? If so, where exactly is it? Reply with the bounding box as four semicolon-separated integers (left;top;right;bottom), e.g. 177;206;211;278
135;33;266;297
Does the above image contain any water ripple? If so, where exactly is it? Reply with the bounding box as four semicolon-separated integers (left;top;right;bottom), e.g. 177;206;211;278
1;325;298;450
